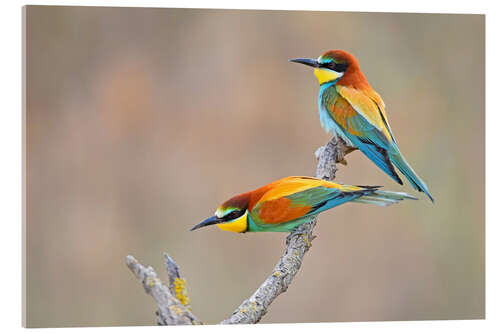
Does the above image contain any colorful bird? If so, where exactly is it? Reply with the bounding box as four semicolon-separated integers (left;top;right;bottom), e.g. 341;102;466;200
290;50;433;202
191;176;416;233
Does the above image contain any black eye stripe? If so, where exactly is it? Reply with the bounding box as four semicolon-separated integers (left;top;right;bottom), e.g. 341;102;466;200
320;62;348;72
333;63;348;72
224;210;243;220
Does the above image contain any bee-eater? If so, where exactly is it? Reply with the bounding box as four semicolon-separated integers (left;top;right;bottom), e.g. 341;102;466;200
291;50;433;202
191;176;416;233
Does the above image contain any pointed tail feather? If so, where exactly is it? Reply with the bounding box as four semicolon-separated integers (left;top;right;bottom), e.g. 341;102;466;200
353;189;418;206
351;137;404;185
389;150;434;202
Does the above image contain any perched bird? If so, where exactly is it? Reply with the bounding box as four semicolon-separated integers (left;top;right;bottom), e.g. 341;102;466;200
191;176;416;233
290;50;433;202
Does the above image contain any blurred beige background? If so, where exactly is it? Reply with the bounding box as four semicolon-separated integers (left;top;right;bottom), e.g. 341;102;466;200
24;6;484;327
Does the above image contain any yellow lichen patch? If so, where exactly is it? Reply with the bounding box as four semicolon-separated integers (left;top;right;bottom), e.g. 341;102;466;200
273;271;281;278
145;277;155;288
174;277;191;308
169;305;184;315
301;234;311;249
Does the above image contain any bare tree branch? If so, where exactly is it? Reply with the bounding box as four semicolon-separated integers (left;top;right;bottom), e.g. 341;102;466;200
125;255;202;325
126;136;351;325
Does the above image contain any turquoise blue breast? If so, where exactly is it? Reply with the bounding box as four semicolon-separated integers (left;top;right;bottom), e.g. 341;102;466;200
318;82;338;134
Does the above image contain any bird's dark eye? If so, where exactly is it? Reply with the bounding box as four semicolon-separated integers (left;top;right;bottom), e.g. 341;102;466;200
329;62;348;72
224;210;242;220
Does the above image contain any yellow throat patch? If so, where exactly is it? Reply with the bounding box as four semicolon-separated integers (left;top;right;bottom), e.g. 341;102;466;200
313;68;343;85
217;210;248;233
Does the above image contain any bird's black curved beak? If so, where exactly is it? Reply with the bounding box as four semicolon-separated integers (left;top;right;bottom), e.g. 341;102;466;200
190;215;222;231
289;58;319;68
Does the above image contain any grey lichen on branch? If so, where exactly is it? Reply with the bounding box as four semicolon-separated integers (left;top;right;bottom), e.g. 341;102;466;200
125;136;352;325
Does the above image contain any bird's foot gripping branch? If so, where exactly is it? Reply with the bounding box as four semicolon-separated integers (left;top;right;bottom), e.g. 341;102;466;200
125;136;351;325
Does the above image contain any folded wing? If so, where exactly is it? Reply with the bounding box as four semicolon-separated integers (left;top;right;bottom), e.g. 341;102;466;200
251;177;374;226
